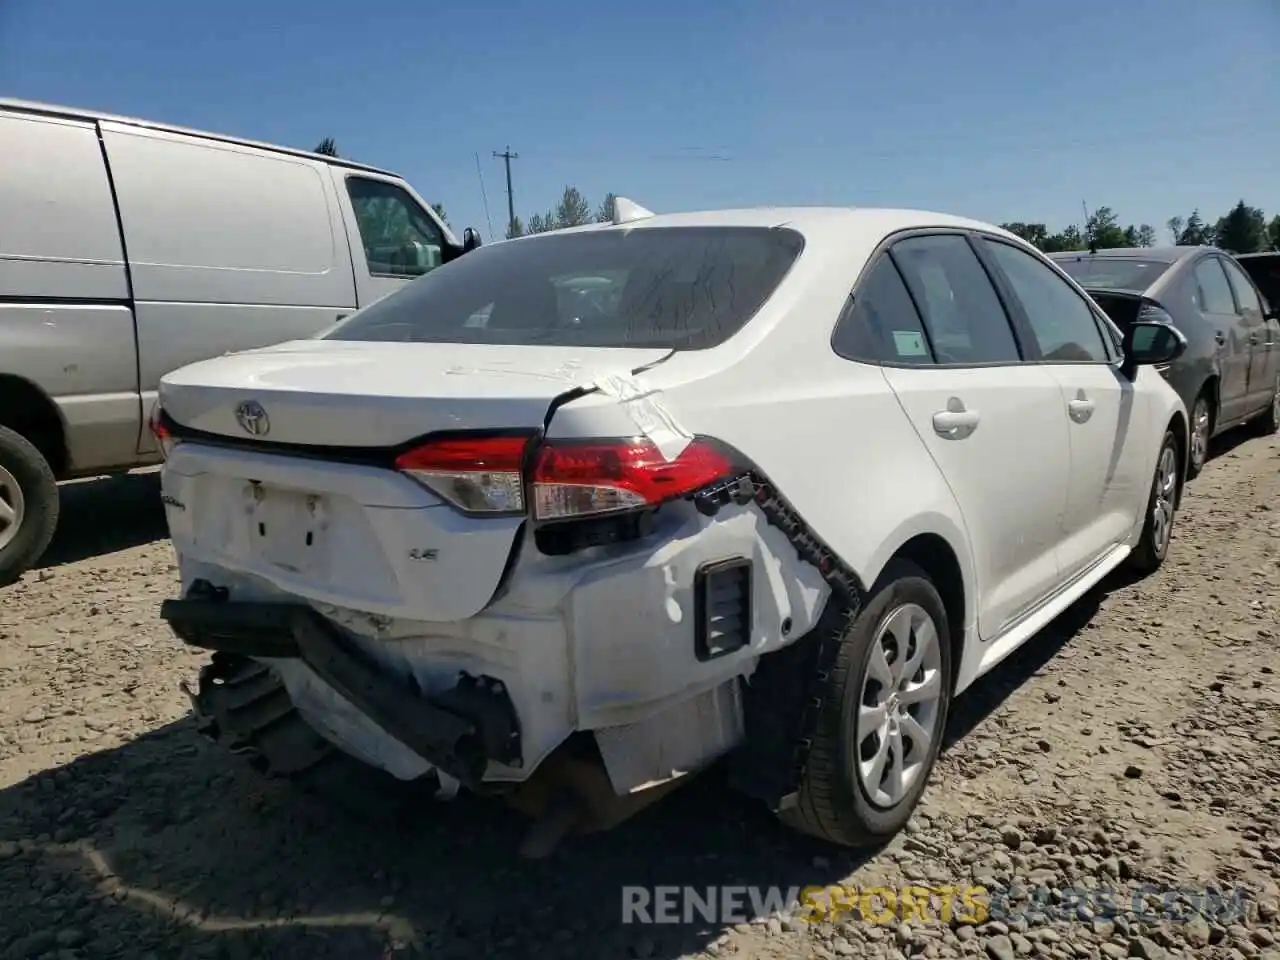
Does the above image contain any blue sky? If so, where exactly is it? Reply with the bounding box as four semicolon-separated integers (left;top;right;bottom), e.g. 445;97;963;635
2;0;1276;244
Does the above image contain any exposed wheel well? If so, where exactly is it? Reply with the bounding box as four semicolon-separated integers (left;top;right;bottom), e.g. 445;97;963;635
0;376;67;478
886;533;965;689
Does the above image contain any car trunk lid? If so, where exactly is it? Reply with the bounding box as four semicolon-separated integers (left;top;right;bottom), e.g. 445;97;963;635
157;339;673;622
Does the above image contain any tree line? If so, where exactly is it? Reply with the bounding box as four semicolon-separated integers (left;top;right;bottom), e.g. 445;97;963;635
313;138;1279;254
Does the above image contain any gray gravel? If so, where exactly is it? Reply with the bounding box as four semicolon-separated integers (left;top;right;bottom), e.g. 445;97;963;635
0;432;1277;960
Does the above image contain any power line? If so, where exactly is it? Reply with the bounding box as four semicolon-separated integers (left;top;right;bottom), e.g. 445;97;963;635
473;151;495;241
493;147;519;238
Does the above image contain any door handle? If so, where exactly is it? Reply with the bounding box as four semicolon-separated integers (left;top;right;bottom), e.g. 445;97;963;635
1214;330;1227;346
1249;332;1261;345
1067;398;1095;423
932;399;979;439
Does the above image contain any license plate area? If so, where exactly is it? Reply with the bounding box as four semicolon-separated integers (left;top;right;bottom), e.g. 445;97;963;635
244;482;331;575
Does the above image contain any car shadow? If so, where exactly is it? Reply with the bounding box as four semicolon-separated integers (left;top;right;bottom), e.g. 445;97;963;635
0;575;1129;960
35;470;167;570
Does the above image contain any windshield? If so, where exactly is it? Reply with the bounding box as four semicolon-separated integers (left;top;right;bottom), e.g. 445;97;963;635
325;226;804;349
1051;256;1173;292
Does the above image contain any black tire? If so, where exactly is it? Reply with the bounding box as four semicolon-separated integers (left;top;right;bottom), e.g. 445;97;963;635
1186;389;1214;480
1127;428;1180;576
779;559;953;847
1251;374;1279;437
0;425;59;587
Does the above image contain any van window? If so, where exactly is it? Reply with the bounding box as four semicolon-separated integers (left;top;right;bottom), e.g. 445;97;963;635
326;226;804;349
345;177;446;279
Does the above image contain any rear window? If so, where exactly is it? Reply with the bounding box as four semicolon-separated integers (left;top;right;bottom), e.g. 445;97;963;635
1051;256;1173;292
324;226;804;349
1237;254;1280;311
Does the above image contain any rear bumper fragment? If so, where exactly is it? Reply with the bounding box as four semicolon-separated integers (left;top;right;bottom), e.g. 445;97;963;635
160;582;523;790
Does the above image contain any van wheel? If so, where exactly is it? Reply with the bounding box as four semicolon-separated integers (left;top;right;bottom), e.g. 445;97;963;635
1127;429;1179;576
779;559;952;847
0;426;59;586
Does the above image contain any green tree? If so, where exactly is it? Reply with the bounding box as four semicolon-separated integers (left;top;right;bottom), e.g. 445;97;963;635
999;222;1050;249
1166;216;1184;246
596;193;618;223
1042;225;1085;253
1086;206;1128;249
1212;200;1267;254
554;186;592;229
431;203;449;228
1135;224;1157;247
1268;215;1280;251
506;216;525;239
1176;210;1214;246
526;211;556;234
314;137;339;157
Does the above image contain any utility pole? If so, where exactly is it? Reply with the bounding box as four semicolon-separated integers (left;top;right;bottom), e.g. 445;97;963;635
493;147;518;237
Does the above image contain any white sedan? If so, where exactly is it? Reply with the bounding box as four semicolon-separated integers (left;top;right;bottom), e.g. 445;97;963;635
153;201;1189;852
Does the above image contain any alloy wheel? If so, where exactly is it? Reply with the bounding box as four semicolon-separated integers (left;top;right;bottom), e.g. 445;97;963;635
1150;444;1178;559
855;603;944;808
0;464;25;554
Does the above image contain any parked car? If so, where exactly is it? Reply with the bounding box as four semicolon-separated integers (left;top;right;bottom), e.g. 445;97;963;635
1049;246;1280;477
0;99;482;583
154;203;1189;853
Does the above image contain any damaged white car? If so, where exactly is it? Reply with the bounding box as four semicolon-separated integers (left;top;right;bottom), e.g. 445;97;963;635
154;201;1190;855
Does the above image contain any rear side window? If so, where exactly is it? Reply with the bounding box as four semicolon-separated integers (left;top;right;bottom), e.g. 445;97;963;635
326;226;804;349
1193;258;1237;314
1221;258;1264;319
346;177;447;278
833;255;933;365
983;240;1111;362
890;234;1022;364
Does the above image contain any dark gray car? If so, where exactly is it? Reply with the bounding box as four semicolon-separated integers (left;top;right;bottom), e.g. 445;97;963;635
1049;246;1280;477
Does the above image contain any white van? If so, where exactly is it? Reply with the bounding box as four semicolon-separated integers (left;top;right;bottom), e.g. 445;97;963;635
0;99;482;583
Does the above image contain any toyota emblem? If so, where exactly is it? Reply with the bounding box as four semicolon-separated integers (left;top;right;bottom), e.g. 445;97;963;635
235;400;270;437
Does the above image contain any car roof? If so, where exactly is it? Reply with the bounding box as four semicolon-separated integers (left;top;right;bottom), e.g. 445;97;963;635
0;97;402;178
513;205;1023;245
1048;246;1206;264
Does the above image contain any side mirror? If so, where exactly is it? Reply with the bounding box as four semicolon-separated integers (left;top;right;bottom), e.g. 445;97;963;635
1121;320;1187;380
462;227;483;252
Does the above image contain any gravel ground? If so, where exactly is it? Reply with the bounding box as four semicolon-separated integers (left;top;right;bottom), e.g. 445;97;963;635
0;431;1277;960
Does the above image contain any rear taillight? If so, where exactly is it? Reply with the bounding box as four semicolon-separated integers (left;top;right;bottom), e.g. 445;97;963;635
150;406;176;458
531;437;735;521
394;434;529;514
394;433;737;520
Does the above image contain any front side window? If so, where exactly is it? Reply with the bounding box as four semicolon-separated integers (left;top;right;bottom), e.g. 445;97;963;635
889;234;1022;364
325;226;804;349
346;177;446;278
832;255;934;365
1192;258;1237;315
983;239;1111;362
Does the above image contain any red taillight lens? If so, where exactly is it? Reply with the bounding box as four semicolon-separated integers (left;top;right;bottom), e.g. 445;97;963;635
531;437;735;521
150;406;175;458
395;434;530;514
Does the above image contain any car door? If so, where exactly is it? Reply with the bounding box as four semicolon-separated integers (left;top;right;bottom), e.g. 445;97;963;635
874;232;1071;640
1192;256;1251;425
977;236;1151;582
329;169;451;308
1220;255;1275;411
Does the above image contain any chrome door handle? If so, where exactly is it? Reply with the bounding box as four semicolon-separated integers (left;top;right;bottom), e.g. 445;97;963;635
1214;330;1227;346
1068;398;1095;423
932;400;979;439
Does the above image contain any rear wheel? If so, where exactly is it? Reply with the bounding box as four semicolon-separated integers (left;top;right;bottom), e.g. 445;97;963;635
1127;429;1180;575
0;426;59;586
780;560;952;846
1187;390;1213;479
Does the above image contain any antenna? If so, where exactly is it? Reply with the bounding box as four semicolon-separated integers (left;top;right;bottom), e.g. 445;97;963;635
473;152;495;240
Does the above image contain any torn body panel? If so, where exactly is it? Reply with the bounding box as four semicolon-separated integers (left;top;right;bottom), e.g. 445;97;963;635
167;492;832;798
